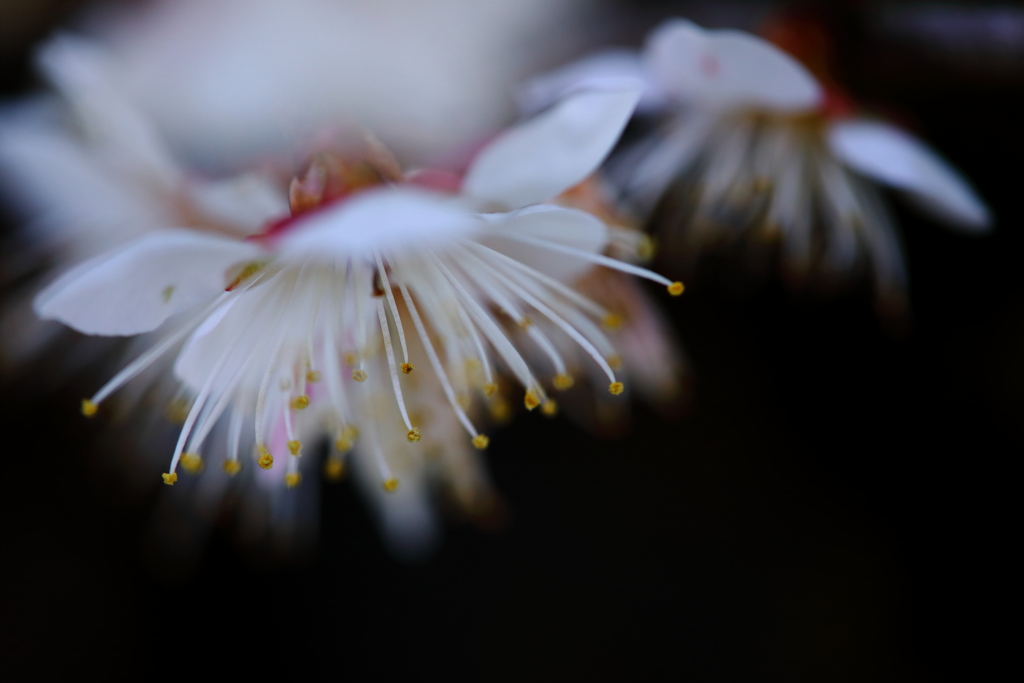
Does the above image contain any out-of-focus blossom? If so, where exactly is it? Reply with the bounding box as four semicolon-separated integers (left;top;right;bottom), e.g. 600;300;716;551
75;0;591;170
522;18;992;315
0;35;286;368
34;84;683;555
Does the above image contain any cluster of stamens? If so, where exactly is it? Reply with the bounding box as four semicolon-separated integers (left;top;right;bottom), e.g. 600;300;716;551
76;150;684;494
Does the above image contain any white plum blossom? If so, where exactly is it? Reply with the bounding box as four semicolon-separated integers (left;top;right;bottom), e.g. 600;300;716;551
522;18;992;314
34;84;683;525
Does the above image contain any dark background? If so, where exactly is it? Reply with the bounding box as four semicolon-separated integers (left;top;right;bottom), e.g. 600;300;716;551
2;1;1021;679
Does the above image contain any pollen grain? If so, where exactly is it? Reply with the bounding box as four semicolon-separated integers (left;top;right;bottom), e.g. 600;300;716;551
324;459;345;481
553;373;575;391
180;453;203;474
603;313;623;330
524;390;541;411
257;447;274;470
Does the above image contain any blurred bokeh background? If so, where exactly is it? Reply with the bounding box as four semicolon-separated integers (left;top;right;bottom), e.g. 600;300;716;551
1;0;1021;679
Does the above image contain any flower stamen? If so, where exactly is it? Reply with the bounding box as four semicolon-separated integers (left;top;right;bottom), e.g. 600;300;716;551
376;297;417;437
399;282;487;447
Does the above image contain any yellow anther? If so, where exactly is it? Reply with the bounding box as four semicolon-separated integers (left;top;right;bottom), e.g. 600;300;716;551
483;383;498;397
223;460;241;476
602;313;623;330
324;459;345;481
257;447;274;470
607;354;623;370
287;440;302;456
351;369;368;382
524;391;541;411
490;397;511;422
291;395;310;410
518;317;533;329
306;370;322;383
285;473;302;488
180;453;203;474
464;358;482;372
406;428;421;443
382;478;399;493
667;281;685;296
541;400;558;417
335;438;352;453
553;373;575;391
400;363;414;375
343;425;359;441
161;472;178;485
609;381;625;395
165;398;191;424
81;399;98;417
344;352;357;366
637;235;657;260
457;393;471;410
472;434;490;449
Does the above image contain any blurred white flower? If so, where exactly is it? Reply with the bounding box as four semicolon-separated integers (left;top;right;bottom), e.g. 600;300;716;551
34;87;682;554
77;0;592;170
522;18;992;314
0;34;286;368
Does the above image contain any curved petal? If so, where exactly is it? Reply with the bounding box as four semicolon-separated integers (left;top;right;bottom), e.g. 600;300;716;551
34;230;264;336
644;18;822;112
275;187;482;259
38;34;181;190
517;49;664;116
482;205;610;282
174;290;263;394
462;88;641;210
828;119;992;231
188;172;289;234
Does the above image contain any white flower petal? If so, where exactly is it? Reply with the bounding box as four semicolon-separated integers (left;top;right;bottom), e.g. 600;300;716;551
188;172;289;234
462;88;641;210
828;119;992;231
483;205;610;282
174;292;259;394
517;48;663;115
0;112;173;253
34;230;264;335
275;187;482;259
645;18;822;112
37;34;181;190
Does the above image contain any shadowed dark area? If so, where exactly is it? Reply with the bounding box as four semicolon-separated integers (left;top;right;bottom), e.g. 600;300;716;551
1;1;1020;680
